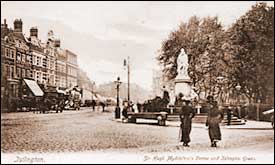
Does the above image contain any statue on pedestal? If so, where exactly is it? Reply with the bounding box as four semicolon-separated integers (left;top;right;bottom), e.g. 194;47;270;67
176;48;190;80
173;48;197;107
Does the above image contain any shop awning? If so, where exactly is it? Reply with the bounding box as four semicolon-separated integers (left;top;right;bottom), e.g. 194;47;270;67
263;109;274;115
56;88;67;94
23;79;44;96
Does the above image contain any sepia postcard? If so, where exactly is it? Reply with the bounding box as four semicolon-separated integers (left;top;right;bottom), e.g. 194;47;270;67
1;1;274;164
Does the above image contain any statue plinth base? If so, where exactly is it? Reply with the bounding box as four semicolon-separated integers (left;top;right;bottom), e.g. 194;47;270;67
174;78;192;100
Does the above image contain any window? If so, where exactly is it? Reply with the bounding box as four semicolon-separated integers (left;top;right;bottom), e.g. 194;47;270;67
43;58;47;68
10;66;14;78
26;70;30;78
17;52;21;61
16;67;21;78
26;55;30;64
4;64;9;78
16;52;21;61
37;57;41;66
22;54;25;63
29;70;33;78
29;55;33;64
43;73;47;81
36;72;41;83
22;69;25;78
5;48;9;57
10;50;15;59
32;56;36;65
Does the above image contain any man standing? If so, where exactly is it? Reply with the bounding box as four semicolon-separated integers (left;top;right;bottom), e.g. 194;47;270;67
205;96;224;147
179;99;195;147
224;104;232;126
100;101;106;112
91;100;96;111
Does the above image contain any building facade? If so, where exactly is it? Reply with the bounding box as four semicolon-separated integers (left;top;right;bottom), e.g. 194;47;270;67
77;69;94;102
1;19;17;111
56;47;67;89
1;19;34;111
28;27;48;86
65;50;78;88
43;30;57;87
1;18;82;111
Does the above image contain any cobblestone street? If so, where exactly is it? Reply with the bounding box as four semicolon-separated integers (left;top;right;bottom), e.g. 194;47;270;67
1;107;274;154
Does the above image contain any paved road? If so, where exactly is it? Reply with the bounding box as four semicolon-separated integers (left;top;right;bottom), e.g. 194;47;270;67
1;107;274;154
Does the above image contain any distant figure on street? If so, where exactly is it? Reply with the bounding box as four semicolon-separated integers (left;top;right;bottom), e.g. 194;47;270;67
133;103;138;113
224;104;232;126
179;100;195;147
122;104;128;118
74;99;80;111
205;96;224;147
91;100;96;111
40;97;49;114
58;98;65;113
100;102;106;112
137;102;141;112
241;104;248;122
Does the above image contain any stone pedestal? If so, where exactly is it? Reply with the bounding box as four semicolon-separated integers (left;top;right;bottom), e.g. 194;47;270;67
174;78;192;100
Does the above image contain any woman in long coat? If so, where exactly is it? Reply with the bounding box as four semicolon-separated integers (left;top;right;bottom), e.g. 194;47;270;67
206;100;224;147
179;100;195;147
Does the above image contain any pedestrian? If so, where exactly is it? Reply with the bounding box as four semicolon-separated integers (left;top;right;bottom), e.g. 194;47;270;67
100;102;106;112
58;98;65;113
205;96;224;147
224;104;232;126
74;99;80;111
40;97;48;114
179;99;195;147
137;102;141;112
241;104;249;122
91;100;96;111
122;104;128;119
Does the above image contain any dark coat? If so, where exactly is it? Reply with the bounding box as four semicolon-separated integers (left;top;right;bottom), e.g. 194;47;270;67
206;105;224;141
179;105;195;143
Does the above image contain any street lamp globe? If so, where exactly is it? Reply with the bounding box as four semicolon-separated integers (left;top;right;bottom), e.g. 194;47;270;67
235;84;241;91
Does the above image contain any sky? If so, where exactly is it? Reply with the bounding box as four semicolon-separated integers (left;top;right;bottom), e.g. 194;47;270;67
1;1;274;91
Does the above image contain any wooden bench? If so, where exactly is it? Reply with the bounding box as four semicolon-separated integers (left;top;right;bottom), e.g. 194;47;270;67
127;112;168;126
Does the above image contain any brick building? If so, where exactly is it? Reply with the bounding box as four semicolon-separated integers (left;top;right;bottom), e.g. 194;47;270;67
1;18;81;111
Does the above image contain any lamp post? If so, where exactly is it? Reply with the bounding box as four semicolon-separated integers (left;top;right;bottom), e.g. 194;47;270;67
169;85;175;114
217;76;224;105
235;83;241;119
124;57;130;109
114;76;122;119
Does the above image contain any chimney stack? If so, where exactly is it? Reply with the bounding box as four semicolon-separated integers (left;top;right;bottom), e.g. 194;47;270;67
14;19;23;32
54;39;61;48
30;27;38;37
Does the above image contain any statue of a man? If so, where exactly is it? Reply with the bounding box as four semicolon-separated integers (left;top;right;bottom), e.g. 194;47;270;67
176;48;190;79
